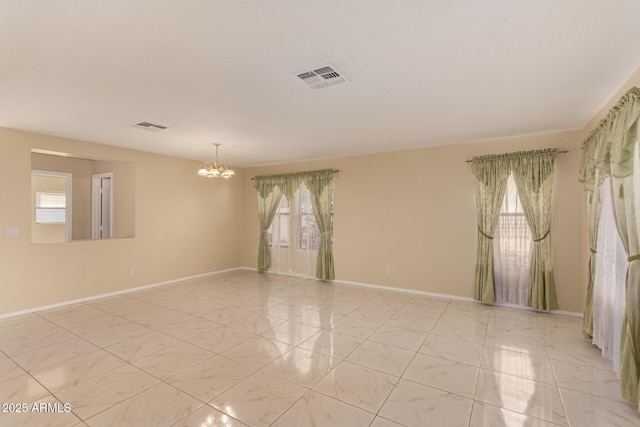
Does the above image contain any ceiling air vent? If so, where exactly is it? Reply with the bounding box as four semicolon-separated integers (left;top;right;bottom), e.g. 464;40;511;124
133;121;167;131
296;64;348;89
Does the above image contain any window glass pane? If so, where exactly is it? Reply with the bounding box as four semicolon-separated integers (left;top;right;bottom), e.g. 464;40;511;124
298;186;320;250
501;175;523;213
497;175;531;255
269;186;321;251
269;196;290;247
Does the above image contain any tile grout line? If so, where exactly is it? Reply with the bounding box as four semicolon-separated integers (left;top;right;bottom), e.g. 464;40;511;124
368;296;453;422
0;271;630;426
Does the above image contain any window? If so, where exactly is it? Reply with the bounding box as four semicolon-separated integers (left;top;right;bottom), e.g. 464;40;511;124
493;175;532;305
35;191;67;224
269;185;321;251
267;183;323;276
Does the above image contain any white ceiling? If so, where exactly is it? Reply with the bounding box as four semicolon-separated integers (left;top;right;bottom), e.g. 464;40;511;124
2;1;640;167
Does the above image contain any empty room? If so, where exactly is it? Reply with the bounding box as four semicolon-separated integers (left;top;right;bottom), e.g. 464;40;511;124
1;1;640;426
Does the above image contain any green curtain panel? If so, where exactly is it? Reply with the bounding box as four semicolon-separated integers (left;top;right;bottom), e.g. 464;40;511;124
579;86;640;409
306;170;336;280
253;169;337;280
511;149;559;311
582;169;604;338
255;185;283;272
471;155;511;303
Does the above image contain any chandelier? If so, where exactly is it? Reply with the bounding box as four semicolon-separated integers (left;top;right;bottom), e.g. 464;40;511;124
197;143;235;179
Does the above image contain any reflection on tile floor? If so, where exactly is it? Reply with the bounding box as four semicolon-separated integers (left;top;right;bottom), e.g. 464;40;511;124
0;270;638;426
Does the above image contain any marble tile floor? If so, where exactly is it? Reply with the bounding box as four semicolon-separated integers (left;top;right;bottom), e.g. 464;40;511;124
0;270;638;426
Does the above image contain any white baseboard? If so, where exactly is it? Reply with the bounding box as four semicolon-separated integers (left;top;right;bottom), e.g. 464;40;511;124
330;278;582;318
491;302;582;318
333;278;474;301
239;267;582;317
0;267;244;320
5;265;580;320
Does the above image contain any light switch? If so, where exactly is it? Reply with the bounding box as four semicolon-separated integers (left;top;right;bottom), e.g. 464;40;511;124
5;226;19;237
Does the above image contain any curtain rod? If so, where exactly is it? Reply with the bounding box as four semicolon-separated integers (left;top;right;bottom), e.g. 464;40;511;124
251;169;339;180
465;150;569;163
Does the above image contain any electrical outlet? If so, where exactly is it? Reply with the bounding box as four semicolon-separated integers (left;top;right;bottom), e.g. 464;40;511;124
128;267;135;275
386;266;392;274
5;226;18;237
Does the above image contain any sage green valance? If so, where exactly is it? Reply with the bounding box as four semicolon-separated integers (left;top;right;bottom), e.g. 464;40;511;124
580;87;640;190
254;169;338;198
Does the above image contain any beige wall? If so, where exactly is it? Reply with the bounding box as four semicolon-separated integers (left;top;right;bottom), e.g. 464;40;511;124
241;131;585;312
32;153;94;240
7;65;640;316
31;174;67;243
0;128;243;315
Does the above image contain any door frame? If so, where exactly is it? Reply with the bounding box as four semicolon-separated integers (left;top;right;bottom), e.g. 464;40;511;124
92;172;114;239
32;170;73;241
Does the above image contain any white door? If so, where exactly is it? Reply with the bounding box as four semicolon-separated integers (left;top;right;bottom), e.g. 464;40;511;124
92;173;113;239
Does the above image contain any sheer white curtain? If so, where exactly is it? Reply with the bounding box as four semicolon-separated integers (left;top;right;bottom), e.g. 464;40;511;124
592;177;629;373
494;174;533;305
268;183;320;277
